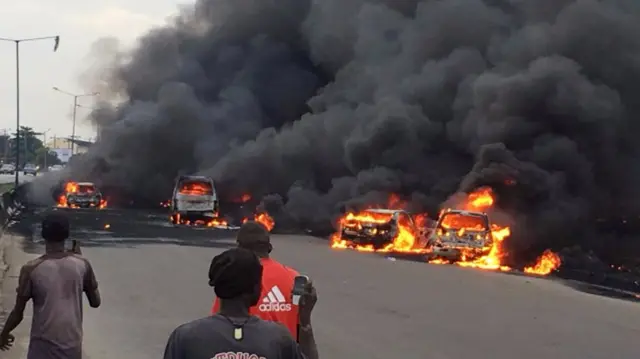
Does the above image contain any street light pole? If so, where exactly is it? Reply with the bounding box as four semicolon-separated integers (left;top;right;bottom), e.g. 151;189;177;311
1;35;60;188
52;87;98;156
71;97;78;154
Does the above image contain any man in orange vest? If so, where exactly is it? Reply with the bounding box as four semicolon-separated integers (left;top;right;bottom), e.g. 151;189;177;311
211;221;315;341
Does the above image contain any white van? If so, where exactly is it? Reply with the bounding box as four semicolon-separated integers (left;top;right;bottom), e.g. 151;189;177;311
170;175;219;225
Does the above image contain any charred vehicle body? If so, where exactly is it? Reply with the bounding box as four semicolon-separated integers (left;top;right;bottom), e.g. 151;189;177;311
63;182;104;209
428;209;493;261
340;209;427;249
170;175;220;225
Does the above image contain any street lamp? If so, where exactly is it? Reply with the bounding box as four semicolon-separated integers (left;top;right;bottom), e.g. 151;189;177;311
52;87;98;155
1;35;60;188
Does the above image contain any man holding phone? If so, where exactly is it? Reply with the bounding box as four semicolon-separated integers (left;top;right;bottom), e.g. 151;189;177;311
166;248;318;359
211;221;316;342
0;211;101;358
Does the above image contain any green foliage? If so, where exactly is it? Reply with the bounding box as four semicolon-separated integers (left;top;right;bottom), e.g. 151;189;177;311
3;126;62;167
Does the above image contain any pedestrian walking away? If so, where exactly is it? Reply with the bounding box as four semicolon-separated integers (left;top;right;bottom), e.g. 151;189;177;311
211;221;305;340
0;211;101;358
165;247;319;359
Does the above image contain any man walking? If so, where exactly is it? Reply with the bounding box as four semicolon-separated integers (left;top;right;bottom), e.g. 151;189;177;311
0;211;101;358
165;247;319;359
211;221;303;339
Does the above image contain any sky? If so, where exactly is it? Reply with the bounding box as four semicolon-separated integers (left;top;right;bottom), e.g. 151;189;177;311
0;0;184;144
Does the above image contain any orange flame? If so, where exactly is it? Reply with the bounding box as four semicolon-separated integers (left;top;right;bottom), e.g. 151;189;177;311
171;213;228;227
179;182;212;196
524;250;562;275
329;194;429;253
242;212;275;232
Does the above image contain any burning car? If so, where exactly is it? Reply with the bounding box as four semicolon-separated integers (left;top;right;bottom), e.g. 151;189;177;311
58;182;106;209
339;209;429;250
428;209;494;261
170;175;225;226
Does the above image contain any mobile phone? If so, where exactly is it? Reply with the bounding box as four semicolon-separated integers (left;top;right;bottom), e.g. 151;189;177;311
292;275;309;305
66;240;78;252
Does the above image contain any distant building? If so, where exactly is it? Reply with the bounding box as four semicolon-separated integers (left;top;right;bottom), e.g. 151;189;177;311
46;137;93;163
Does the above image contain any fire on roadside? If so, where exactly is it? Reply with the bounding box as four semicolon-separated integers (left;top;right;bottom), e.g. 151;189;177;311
171;213;228;227
329;194;430;253
57;181;107;209
428;187;511;271
243;212;275;232
330;188;562;275
524;250;562;275
428;187;561;275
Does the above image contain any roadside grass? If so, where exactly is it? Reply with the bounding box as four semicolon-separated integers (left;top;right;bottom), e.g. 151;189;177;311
0;183;15;194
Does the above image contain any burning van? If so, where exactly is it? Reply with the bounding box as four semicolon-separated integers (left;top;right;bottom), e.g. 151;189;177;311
170;175;220;226
340;209;428;250
428;209;494;261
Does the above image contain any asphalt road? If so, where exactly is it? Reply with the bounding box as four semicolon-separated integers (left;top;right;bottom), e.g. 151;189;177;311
0;173;35;185
3;208;640;359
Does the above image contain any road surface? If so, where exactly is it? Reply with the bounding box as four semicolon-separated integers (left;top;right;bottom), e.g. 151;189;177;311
2;214;640;359
0;173;35;185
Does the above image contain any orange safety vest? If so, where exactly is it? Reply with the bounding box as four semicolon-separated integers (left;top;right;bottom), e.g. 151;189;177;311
211;257;300;339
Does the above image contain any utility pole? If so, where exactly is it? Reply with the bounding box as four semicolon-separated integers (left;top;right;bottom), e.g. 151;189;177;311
2;129;8;164
52;87;98;155
1;35;60;188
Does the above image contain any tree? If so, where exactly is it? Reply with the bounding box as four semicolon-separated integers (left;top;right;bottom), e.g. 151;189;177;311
0;133;9;163
8;126;60;167
35;147;61;168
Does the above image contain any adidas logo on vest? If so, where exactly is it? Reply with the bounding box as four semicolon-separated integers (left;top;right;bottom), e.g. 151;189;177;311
258;285;292;312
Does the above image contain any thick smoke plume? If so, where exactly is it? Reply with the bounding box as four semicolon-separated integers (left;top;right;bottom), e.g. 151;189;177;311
39;0;640;266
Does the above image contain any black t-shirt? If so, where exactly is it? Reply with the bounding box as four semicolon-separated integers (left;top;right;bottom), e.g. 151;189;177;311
163;315;306;359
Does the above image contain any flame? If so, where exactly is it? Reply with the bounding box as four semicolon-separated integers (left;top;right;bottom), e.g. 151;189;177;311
171;213;228;227
231;193;252;203
524;250;562;275
179;182;212;196
242;212;275;232
329;195;429;253
104;224;111;229
464;187;494;211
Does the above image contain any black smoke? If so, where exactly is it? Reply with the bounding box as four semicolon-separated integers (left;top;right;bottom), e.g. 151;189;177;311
39;0;640;267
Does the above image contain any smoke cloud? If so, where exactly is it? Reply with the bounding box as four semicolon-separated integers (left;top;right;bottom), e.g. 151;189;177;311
40;0;640;266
